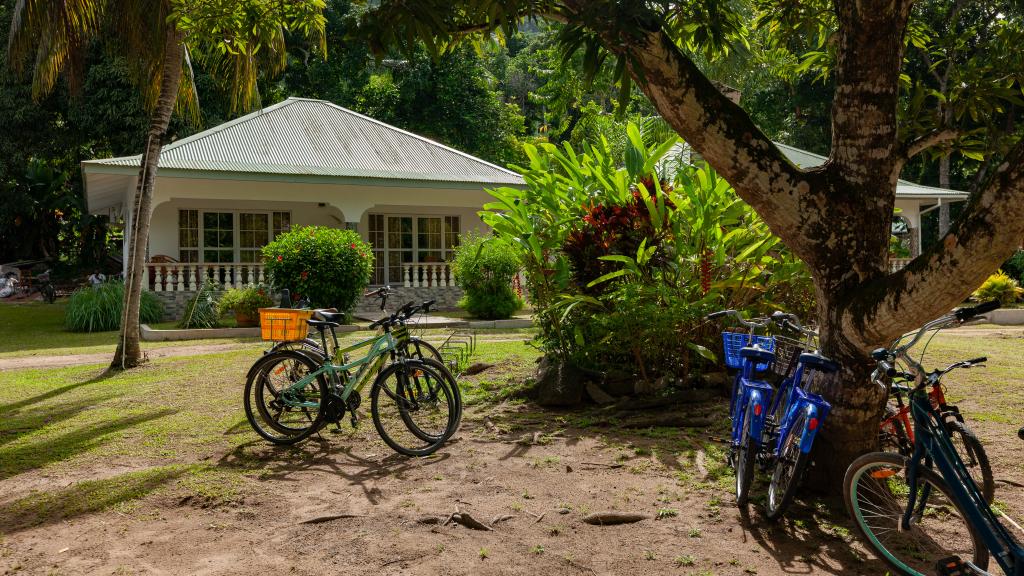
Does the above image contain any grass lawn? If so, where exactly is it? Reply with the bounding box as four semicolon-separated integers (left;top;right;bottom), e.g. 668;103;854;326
0;314;1020;574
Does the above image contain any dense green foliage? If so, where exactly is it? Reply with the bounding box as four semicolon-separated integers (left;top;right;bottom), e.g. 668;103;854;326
483;125;813;378
973;271;1024;305
179;281;221;329
262;226;372;313
65;281;163;332
217;285;274;319
452;234;523;320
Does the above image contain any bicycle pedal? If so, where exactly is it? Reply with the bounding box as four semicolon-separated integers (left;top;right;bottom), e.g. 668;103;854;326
934;556;971;576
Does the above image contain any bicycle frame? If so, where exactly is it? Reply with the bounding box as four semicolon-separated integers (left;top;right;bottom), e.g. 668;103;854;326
279;332;397;407
905;392;1023;575
771;361;831;455
730;348;775;451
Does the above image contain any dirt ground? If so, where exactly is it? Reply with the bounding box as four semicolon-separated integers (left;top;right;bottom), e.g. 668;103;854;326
1;330;1022;576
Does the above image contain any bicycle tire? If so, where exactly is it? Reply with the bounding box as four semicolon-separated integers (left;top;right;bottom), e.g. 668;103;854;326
371;361;455;457
946;419;995;504
403;357;462;441
735;402;758;506
765;410;810;520
843;452;989;575
244;351;327;445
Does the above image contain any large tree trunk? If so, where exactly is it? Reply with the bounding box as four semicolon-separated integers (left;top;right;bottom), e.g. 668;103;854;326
111;28;185;369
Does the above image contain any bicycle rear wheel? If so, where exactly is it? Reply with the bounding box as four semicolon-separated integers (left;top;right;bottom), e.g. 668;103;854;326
244;351;327;445
843;452;988;575
403;357;462;441
765;410;810;520
371;361;456;456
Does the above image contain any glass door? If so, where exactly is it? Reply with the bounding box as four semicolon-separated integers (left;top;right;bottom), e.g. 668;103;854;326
202;212;234;263
386;216;413;285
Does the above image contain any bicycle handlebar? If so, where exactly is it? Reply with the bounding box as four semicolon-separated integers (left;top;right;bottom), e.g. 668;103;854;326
954;300;1000;322
706;309;769;329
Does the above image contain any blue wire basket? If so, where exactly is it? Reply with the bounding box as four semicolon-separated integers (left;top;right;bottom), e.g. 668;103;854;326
721;332;775;371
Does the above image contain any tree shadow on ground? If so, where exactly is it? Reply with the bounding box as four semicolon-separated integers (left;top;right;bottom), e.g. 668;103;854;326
0;409;178;480
737;498;886;575
0;465;189;534
0;370;115;416
0;391;119;448
217;439;450;505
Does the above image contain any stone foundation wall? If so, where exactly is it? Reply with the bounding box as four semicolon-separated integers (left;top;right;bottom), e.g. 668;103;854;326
151;286;464;321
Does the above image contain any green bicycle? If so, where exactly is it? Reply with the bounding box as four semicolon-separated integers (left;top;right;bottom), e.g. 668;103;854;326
244;303;458;456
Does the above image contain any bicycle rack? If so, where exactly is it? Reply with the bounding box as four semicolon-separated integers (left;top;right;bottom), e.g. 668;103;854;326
438;329;476;375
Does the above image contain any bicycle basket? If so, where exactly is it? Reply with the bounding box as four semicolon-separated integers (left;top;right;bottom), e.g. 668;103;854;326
768;335;804;380
258;308;312;342
722;332;775;371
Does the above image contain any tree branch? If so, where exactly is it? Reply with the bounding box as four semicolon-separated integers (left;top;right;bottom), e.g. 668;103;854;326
563;4;807;245
848;140;1024;346
903;128;959;160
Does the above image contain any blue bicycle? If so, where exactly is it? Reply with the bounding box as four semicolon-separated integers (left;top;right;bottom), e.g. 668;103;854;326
709;310;836;519
843;300;1024;575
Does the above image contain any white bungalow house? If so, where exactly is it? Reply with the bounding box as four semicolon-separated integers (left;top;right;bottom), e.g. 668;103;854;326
82;97;524;315
82;96;967;317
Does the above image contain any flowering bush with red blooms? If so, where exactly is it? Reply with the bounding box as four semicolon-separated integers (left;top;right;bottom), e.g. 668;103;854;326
563;177;674;291
262;226;373;315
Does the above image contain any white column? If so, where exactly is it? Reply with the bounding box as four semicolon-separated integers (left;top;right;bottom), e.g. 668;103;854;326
439;263;449;288
257;265;265;285
188;265;197;291
403;264;412;288
154;266;163;292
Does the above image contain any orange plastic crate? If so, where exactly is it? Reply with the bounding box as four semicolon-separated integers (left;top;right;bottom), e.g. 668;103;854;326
258;308;312;342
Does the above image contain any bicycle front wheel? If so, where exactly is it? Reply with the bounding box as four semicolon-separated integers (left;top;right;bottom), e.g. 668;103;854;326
765;410;810;520
946;419;995;504
843;452;988;575
735;403;757;506
371;361;456;456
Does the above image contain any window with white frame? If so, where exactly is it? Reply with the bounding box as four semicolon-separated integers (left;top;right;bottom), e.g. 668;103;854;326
176;210;291;264
178;210;199;262
367;214;460;285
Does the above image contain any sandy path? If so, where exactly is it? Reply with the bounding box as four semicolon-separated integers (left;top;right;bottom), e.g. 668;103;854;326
0;343;252;371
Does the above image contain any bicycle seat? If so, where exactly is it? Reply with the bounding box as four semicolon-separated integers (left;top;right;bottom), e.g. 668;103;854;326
798;352;839;374
312;309;344;324
740;346;775;365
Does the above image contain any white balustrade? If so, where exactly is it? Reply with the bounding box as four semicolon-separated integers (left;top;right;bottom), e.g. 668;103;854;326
142;262;266;291
399;262;454;289
889;257;913;273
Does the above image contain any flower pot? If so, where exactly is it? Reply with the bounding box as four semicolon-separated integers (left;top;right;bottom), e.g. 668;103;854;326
235;309;258;328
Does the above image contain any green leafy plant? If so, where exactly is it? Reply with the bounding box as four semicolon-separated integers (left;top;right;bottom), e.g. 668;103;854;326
452;233;523;320
217;285;274;320
972;270;1024;305
179;281;221;329
262;226;373;314
65;281;163;332
482;123;813;379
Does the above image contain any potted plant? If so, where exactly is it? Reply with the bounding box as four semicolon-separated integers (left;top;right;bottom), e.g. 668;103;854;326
218;284;274;327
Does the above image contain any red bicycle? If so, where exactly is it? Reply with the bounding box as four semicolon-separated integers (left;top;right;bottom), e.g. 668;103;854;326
878;356;995;503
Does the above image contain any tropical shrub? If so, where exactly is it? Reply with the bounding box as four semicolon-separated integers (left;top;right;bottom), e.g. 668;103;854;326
65;281;163;332
482;124;814;380
972;270;1024;305
1002;250;1024;283
452;234;523;319
179;281;220;329
263;226;373;313
218;285;274;320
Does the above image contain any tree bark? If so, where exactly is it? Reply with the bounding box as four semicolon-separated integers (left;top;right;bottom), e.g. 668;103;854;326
111;27;185;369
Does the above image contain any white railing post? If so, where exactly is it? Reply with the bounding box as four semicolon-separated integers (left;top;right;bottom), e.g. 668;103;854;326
413;264;421;288
403;264;412;288
188;265;197;291
257;265;265;285
154;266;163;292
439;263;448;288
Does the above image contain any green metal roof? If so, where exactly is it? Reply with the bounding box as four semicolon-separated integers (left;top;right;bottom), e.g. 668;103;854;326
83;97;525;186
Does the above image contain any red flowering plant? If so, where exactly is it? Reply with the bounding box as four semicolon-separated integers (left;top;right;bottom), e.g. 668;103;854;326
262;225;374;315
562;176;674;292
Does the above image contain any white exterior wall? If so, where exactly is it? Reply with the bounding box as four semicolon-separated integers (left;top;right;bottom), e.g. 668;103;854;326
145;174;495;261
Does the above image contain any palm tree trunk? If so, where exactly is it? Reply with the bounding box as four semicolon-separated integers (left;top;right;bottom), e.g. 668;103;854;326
111;27;185;369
